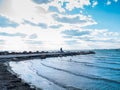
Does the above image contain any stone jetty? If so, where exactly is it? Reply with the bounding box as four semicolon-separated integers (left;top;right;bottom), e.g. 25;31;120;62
0;50;95;61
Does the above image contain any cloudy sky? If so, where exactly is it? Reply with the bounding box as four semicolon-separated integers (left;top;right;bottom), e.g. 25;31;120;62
0;0;120;51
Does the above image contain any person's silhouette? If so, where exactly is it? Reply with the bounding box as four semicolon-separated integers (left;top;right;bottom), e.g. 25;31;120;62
60;48;63;52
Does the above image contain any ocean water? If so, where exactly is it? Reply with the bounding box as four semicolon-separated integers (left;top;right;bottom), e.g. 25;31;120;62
9;49;120;90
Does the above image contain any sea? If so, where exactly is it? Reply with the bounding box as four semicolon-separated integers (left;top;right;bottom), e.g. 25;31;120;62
9;49;120;90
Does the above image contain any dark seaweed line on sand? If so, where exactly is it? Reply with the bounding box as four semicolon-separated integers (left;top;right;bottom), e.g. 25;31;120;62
29;62;81;90
41;63;120;85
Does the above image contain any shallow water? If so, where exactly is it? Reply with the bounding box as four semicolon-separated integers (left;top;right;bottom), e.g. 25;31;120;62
9;49;120;90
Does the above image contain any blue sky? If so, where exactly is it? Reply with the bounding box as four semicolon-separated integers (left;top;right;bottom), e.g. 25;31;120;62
0;0;120;51
85;0;120;32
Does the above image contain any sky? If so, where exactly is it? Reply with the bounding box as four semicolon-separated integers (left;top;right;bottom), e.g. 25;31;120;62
0;0;120;51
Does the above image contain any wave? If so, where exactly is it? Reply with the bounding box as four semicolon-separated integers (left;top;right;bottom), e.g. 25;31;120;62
97;61;120;65
41;63;120;85
63;60;120;71
97;57;120;62
86;63;120;71
35;72;81;90
28;61;81;90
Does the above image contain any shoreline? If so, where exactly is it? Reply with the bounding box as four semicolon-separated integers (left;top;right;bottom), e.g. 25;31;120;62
0;50;95;90
0;62;38;90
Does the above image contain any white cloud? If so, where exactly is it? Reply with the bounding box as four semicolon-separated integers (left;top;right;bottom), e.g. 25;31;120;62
114;0;118;2
106;0;111;5
0;0;56;25
92;1;98;7
63;0;91;11
53;14;97;29
0;24;120;50
40;0;91;12
62;29;120;49
0;0;93;27
0;24;67;51
0;0;36;23
0;0;120;50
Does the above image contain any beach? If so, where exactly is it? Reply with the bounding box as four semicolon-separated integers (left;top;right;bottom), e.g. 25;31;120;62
0;61;37;90
0;51;95;90
7;49;120;90
0;49;120;90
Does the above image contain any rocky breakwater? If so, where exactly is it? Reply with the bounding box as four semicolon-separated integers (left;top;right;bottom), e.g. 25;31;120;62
0;50;95;61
